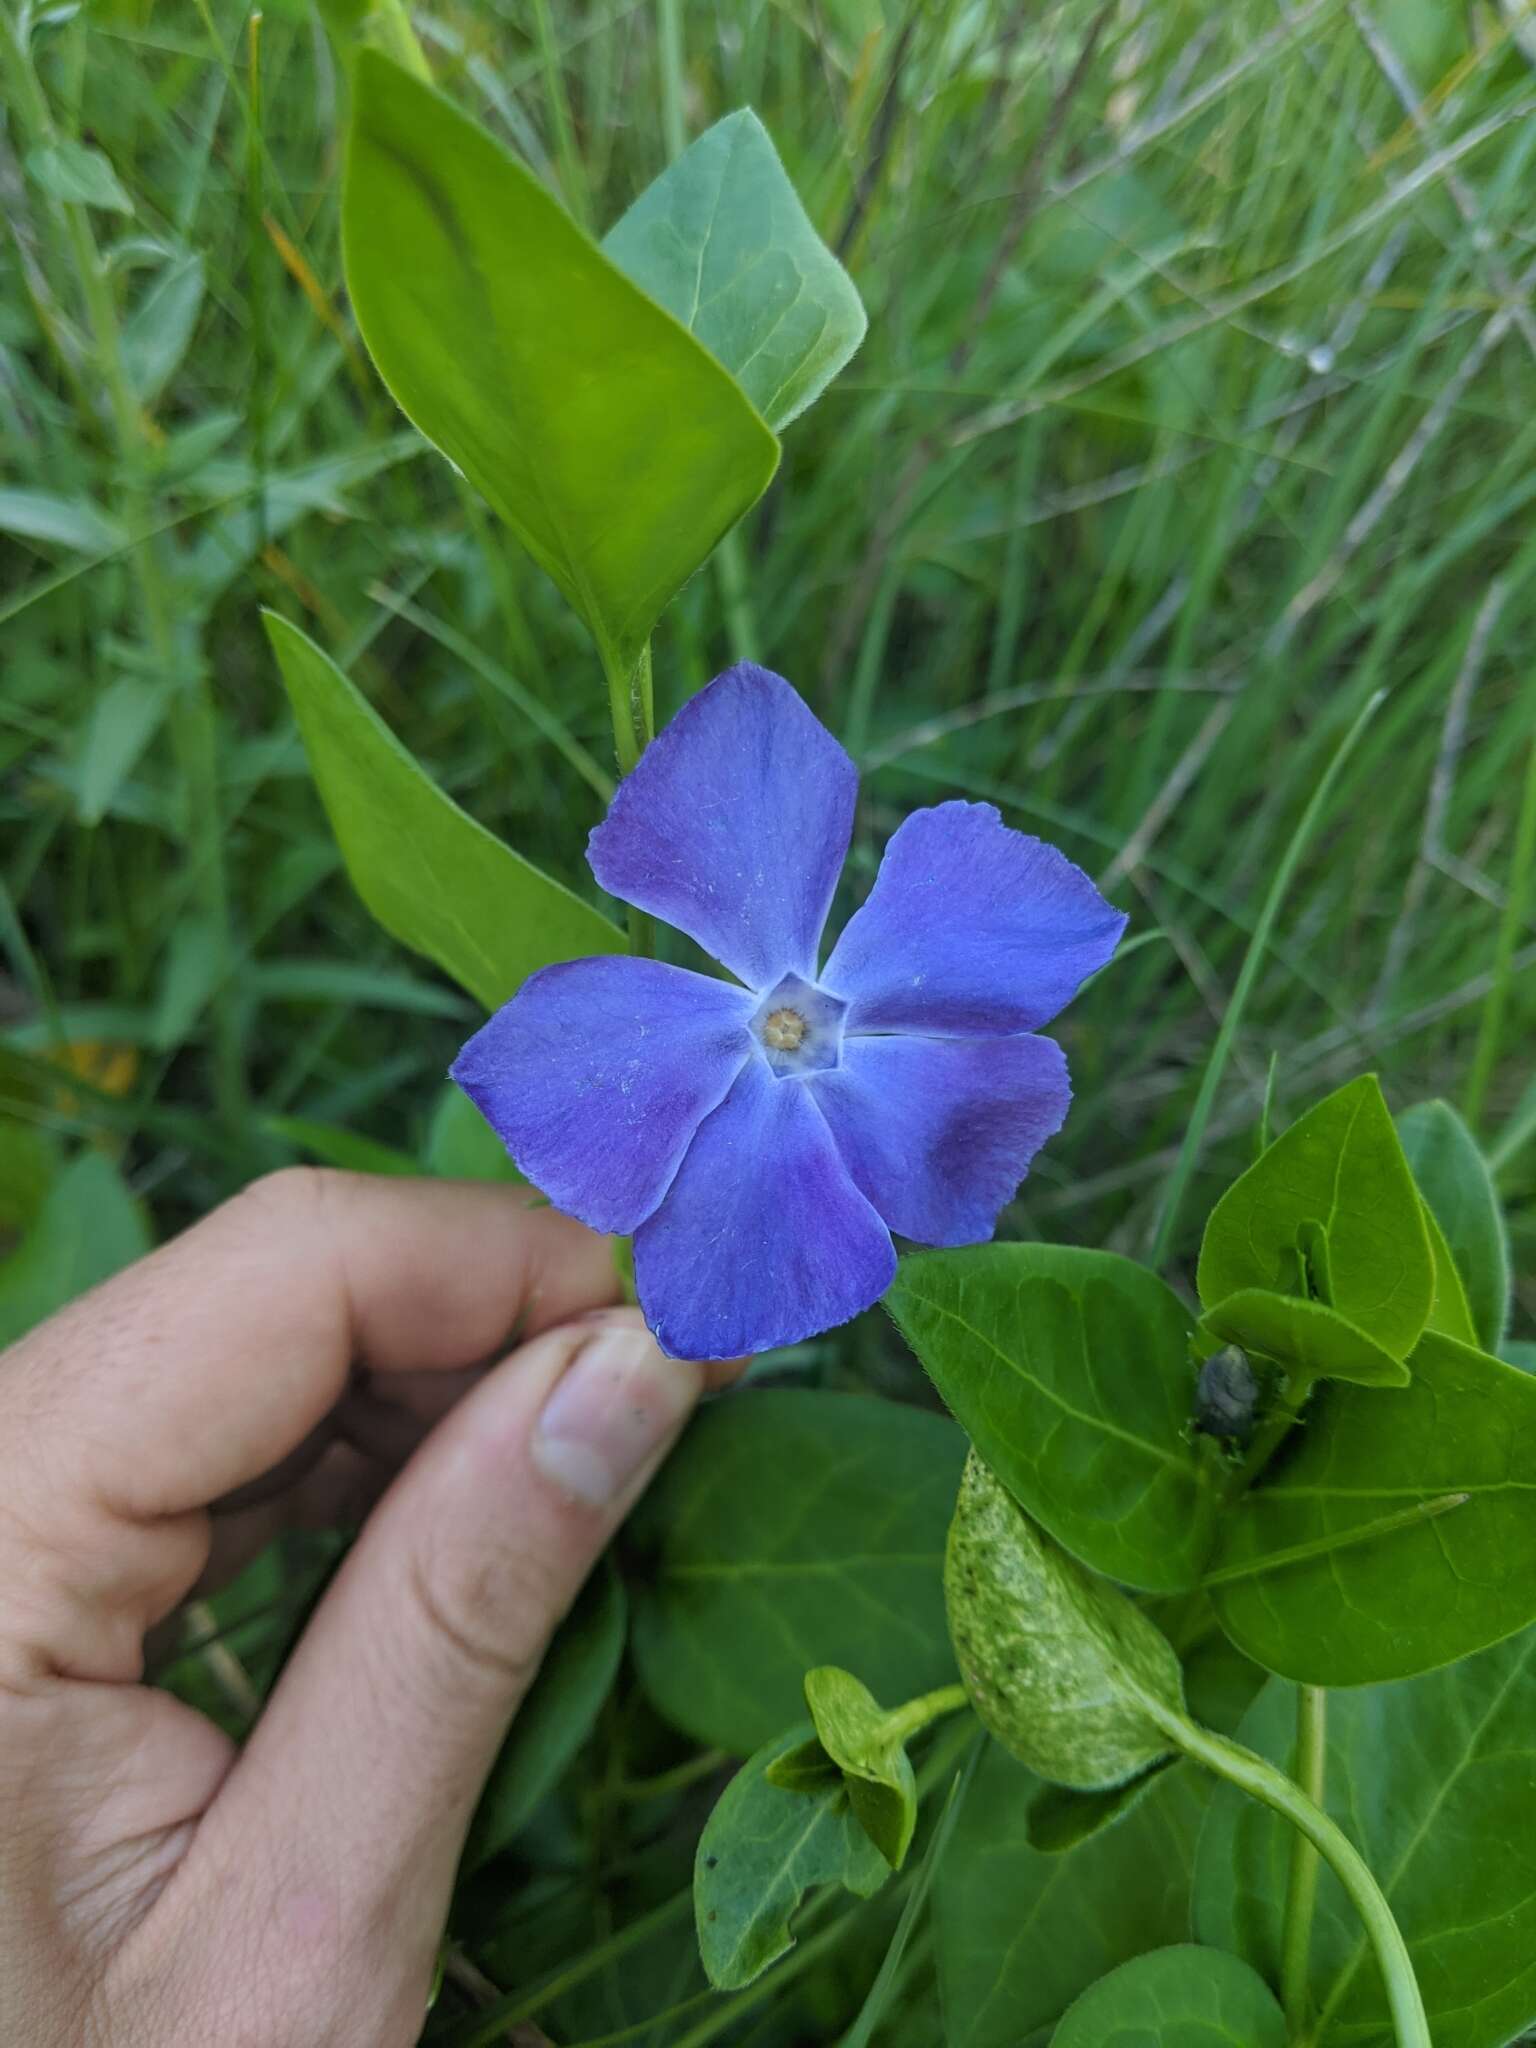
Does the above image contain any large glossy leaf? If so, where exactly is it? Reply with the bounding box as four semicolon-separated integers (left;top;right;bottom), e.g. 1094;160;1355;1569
935;1739;1211;2048
1194;1637;1536;2048
344;54;778;679
888;1245;1215;1594
463;1565;625;1871
694;1720;889;1990
1053;1946;1287;2048
627;1390;964;1753
603;110;865;431
0;1149;149;1348
265;614;622;1011
1197;1077;1433;1361
1398;1099;1510;1352
1209;1329;1536;1684
946;1452;1184;1790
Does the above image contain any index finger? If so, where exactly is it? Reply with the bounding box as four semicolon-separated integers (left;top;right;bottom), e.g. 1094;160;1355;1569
0;1168;619;1526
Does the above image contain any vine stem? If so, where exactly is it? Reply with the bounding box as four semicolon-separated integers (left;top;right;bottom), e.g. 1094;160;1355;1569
603;639;656;954
1149;688;1385;1268
878;1681;971;1746
1144;1701;1430;2048
1281;1685;1328;2032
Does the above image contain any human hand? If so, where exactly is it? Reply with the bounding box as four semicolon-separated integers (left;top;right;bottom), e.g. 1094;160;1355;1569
0;1168;721;2046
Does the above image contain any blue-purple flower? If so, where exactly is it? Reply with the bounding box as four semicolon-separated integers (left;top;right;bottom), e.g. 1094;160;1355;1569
453;665;1126;1360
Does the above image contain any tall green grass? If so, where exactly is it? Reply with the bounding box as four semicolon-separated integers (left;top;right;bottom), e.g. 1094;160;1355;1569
2;0;1532;1336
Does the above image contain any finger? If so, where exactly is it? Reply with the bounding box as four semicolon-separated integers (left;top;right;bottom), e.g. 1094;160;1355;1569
2;1169;615;1522
172;1311;701;2029
0;1171;617;1680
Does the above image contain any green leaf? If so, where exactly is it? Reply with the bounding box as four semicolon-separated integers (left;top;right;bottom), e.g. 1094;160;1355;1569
264;612;622;1010
945;1451;1184;1791
249;959;471;1019
0;1119;58;1233
75;675;169;825
936;1739;1211;2048
316;0;429;75
1198;1288;1409;1389
1210;1328;1536;1684
0;1150;149;1348
766;1666;919;1868
264;1116;418;1176
26;139;133;213
423;1082;523;1182
343;53;778;680
1398;1099;1510;1351
1197;1076;1433;1360
1025;1614;1267;1854
0;487;124;555
1025;1762;1177;1853
122;251;206;404
464;1565;626;1871
603;109;866;431
152;915;224;1051
1054;1946;1287;2047
840;1744;981;2048
887;1244;1215;1594
628;1390;964;1753
1194;1637;1536;2048
694;1720;889;1990
1418;1195;1478;1343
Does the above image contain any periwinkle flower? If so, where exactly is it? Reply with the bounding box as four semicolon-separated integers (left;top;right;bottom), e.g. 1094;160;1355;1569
453;665;1126;1360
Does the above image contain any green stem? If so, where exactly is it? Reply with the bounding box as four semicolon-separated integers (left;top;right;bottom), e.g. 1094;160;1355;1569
1211;1367;1312;1514
1150;1705;1429;2048
879;1681;971;1747
656;0;687;161
1150;689;1385;1268
602;639;656;955
1281;1685;1328;2033
1463;717;1536;1131
716;527;759;663
604;640;654;776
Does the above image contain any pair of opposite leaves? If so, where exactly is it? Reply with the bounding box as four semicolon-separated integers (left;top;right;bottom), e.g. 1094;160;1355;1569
892;1075;1536;1690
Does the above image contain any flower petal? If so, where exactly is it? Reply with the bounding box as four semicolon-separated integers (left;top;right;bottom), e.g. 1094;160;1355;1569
587;663;857;991
822;801;1127;1034
633;1057;896;1359
451;957;755;1235
809;1032;1070;1246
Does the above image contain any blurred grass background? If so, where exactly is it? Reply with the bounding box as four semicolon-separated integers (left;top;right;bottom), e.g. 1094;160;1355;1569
2;0;1534;1339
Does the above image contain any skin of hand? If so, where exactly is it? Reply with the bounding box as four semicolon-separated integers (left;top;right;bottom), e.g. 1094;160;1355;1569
0;1168;730;2047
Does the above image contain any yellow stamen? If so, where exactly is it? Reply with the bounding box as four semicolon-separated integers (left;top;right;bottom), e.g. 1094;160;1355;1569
763;1008;807;1052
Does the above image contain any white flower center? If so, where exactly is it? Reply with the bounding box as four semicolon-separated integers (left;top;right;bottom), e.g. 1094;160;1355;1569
750;973;848;1078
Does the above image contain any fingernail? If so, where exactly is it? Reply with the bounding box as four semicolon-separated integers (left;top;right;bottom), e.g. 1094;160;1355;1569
532;1327;701;1508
